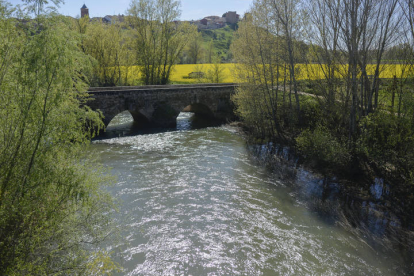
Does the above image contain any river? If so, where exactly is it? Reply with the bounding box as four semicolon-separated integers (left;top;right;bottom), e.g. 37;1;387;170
90;112;411;275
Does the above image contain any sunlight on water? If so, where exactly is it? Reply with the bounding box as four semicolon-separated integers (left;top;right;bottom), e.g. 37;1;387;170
91;112;409;276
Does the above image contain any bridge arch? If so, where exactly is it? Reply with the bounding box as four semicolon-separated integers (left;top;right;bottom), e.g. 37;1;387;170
106;110;151;128
107;110;133;126
182;103;215;118
144;101;217;128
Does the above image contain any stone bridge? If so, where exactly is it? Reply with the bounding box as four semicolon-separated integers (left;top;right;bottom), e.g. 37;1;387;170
86;83;237;128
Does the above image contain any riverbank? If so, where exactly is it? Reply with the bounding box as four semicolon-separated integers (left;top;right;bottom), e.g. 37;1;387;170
230;121;414;273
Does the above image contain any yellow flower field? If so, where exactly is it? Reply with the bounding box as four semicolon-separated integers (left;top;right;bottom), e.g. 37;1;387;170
119;64;237;84
170;64;237;83
118;63;412;85
304;64;412;80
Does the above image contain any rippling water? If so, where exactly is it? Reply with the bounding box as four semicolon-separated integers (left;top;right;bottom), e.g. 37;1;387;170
91;112;408;275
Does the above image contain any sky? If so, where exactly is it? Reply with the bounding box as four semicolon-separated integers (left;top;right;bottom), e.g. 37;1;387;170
6;0;253;20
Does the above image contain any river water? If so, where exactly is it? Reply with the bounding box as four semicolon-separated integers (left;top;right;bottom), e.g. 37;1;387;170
91;112;410;275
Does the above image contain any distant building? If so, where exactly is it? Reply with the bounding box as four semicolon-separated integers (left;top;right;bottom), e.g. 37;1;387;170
205;16;221;21
200;18;208;25
198;14;229;30
81;4;89;18
103;15;125;24
223;11;239;24
216;17;226;24
103;15;112;23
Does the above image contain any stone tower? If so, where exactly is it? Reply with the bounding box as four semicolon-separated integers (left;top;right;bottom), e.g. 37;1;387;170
81;4;89;18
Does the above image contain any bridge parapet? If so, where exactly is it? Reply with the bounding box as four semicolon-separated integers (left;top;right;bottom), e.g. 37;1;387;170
87;83;236;92
86;83;237;127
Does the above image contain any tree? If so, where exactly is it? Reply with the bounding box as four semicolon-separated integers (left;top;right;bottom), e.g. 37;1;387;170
0;2;118;274
270;0;304;122
398;0;414;114
206;54;225;83
307;0;344;118
306;0;400;139
232;3;287;140
188;31;204;64
127;0;196;85
82;20;126;86
206;39;214;63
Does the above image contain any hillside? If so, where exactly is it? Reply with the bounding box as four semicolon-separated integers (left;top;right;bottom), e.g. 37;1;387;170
199;25;236;63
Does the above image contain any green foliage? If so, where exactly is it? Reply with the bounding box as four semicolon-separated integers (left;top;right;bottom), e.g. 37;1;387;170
296;126;351;168
127;0;197;85
82;20;126;86
299;96;323;129
205;55;225;83
199;26;235;63
183;31;203;64
358;112;414;181
232;0;414;184
0;3;118;275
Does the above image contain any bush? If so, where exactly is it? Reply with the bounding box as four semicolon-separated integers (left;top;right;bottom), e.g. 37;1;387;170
357;111;414;181
299;96;323;129
296;126;351;169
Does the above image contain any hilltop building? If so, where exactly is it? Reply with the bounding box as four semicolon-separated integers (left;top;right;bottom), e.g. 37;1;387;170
81;4;89;18
223;11;239;24
194;11;240;30
78;6;238;29
80;5;125;24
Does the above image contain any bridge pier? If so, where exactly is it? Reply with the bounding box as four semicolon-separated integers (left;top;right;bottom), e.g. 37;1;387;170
150;101;181;127
129;110;151;127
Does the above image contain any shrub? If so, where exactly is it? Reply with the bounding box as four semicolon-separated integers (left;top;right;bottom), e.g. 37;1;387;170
357;111;414;181
296;126;350;169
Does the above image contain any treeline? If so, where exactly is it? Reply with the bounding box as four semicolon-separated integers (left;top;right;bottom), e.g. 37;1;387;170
72;0;234;86
73;2;241;86
73;2;198;86
232;0;414;184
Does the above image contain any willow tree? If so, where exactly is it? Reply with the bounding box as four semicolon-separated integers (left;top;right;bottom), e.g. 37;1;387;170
0;1;118;274
127;0;196;85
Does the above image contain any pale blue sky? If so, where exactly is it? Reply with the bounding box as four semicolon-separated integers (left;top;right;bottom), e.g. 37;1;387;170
6;0;253;20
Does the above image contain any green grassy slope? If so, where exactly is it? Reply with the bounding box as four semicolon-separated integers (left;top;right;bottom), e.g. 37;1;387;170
199;25;236;63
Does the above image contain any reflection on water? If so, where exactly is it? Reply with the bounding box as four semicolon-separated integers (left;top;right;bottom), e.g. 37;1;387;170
91;112;413;275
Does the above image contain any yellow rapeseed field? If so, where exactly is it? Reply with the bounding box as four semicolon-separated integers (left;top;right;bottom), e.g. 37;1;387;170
120;64;237;84
119;63;411;85
170;64;236;83
304;64;411;80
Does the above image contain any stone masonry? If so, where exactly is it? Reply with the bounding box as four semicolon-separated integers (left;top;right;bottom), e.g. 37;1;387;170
86;84;237;128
